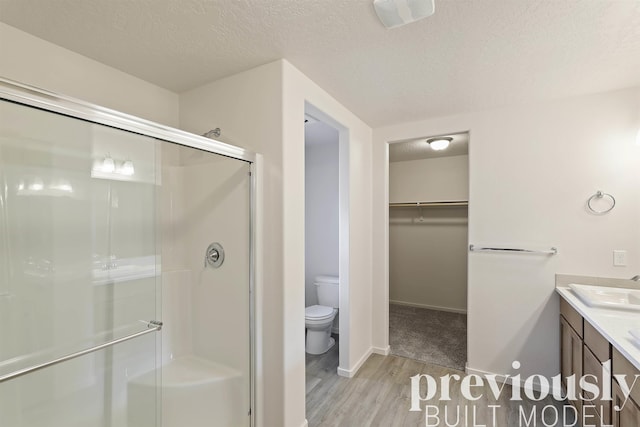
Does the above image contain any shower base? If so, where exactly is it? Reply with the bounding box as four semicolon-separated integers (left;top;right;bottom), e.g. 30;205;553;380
128;356;243;427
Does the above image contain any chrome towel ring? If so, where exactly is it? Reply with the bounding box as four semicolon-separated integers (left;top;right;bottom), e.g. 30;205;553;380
587;190;615;214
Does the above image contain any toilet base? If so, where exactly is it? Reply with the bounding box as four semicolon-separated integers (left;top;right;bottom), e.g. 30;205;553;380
326;337;336;351
305;330;336;355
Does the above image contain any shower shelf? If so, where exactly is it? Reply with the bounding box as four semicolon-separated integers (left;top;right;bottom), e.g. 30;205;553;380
92;256;159;286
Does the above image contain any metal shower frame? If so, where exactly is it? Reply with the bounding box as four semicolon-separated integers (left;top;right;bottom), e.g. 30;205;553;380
0;77;259;427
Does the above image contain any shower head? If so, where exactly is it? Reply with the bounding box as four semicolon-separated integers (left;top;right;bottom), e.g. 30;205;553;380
202;128;221;139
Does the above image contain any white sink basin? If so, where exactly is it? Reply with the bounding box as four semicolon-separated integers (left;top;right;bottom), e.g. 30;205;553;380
569;283;640;311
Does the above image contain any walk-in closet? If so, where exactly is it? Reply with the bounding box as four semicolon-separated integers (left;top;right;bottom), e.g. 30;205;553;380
388;132;469;371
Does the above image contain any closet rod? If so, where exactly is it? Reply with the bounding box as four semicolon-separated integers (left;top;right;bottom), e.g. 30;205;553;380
389;201;468;208
469;245;558;255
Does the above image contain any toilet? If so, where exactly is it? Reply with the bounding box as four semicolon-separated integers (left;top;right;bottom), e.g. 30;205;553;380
305;275;339;355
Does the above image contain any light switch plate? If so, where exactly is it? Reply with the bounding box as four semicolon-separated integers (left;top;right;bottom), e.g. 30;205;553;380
613;250;627;266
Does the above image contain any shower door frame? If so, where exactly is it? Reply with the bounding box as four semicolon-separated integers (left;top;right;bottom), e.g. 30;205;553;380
0;77;259;427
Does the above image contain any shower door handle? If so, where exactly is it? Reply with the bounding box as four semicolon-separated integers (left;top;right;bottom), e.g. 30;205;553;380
0;320;163;383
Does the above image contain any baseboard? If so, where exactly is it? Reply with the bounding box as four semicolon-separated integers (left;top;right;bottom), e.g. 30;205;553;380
389;299;467;314
465;365;562;396
372;345;390;356
337;347;373;378
465;365;508;382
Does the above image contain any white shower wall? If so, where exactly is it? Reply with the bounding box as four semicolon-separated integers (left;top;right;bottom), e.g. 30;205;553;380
158;143;251;425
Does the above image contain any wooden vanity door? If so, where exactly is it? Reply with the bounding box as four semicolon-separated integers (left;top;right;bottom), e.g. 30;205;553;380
613;380;640;427
560;316;583;413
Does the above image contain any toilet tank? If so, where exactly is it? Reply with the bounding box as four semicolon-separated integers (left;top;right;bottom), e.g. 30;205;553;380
315;275;339;308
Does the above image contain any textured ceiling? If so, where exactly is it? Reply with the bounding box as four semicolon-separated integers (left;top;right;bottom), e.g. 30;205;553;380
390;132;469;162
1;0;639;127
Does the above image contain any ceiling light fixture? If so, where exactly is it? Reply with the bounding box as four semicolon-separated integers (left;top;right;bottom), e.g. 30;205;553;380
92;155;136;179
373;0;435;29
28;178;44;191
101;155;116;173
120;160;135;176
50;180;73;193
426;137;452;151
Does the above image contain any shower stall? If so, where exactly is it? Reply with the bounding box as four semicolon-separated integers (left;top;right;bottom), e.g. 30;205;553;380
0;79;256;427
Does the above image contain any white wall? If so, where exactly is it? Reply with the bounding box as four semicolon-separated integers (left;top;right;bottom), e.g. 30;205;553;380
178;61;284;427
0;23;179;127
305;126;339;307
389;155;469;203
283;59;374;370
282;60;373;424
389;156;468;312
373;87;640;383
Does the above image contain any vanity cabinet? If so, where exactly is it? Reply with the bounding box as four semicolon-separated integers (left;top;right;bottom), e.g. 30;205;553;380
583;321;611;425
560;298;614;425
560;299;583;412
612;348;640;427
612;381;640;426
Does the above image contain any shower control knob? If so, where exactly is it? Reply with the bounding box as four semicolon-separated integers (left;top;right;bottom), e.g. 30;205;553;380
205;242;225;268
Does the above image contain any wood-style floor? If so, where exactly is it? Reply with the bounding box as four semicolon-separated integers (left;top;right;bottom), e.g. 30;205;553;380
306;347;574;427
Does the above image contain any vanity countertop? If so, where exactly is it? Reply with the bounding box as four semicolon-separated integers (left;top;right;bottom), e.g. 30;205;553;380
556;286;640;371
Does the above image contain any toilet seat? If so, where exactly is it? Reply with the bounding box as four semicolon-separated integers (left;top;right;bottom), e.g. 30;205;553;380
305;305;334;320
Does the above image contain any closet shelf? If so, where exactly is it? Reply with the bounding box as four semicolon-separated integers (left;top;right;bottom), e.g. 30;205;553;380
389;201;468;208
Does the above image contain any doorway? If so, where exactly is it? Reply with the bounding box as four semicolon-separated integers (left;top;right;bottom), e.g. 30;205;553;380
303;104;351;424
303;111;340;390
387;132;469;371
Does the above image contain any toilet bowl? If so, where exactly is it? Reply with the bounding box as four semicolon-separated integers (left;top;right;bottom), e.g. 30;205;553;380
305;305;337;354
305;275;339;355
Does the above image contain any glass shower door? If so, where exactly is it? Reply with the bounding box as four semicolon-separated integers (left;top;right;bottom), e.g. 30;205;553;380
0;100;162;426
0;81;255;427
